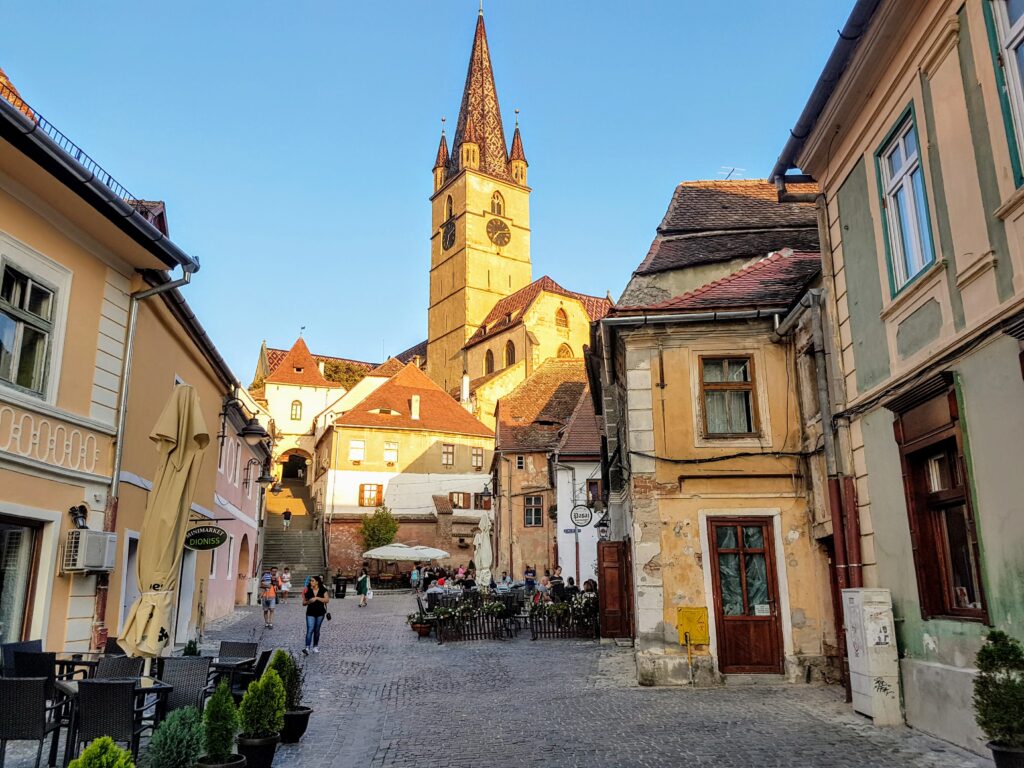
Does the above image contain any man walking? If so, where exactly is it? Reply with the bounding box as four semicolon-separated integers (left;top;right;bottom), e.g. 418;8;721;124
282;509;292;531
261;567;282;628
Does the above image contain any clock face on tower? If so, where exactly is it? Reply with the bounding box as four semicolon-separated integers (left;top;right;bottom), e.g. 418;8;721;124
487;218;511;246
442;221;456;250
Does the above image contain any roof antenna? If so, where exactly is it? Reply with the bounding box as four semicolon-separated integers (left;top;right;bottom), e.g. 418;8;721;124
479;0;483;15
441;115;446;135
515;108;520;128
299;325;305;337
717;166;746;180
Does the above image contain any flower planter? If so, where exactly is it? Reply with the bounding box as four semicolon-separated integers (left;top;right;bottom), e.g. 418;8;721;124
989;743;1024;768
412;623;432;638
280;708;313;744
196;754;247;768
236;735;279;768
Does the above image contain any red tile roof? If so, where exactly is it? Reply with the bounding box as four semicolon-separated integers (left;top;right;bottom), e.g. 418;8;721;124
334;363;493;437
395;339;428;364
618;249;821;314
265;346;376;378
558;390;601;458
264;338;341;387
465;276;612;349
496;359;588;452
432;494;454;515
434;131;449;170
0;66;36;122
509;125;527;164
369;357;406;377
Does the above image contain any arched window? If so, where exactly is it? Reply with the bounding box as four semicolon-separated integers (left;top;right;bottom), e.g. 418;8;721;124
555;308;569;328
485;349;495;374
445;195;454;220
491;191;504;216
290;400;302;420
557;344;573;359
505;340;516;367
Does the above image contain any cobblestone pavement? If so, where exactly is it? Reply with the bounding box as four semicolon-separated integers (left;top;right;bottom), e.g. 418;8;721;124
7;594;990;768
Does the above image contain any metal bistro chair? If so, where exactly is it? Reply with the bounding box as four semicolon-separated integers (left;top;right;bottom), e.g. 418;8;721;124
230;650;273;704
73;680;152;762
95;655;144;680
157;657;213;713
0;678;63;768
1;640;42;676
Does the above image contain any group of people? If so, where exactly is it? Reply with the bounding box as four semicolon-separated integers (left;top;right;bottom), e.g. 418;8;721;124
410;561;598;604
412;563;479;592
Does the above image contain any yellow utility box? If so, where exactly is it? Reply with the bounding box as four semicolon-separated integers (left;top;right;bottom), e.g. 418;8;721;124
676;607;710;645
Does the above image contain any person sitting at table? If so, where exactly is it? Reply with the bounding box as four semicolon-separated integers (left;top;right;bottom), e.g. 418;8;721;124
583;579;598;594
500;571;512;588
462;574;477;590
565;577;580;597
524;564;536;591
533;577;553;604
456;563;466;579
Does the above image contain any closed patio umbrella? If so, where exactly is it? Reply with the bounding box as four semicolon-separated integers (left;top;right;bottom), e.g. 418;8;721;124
119;385;209;657
474;512;493;588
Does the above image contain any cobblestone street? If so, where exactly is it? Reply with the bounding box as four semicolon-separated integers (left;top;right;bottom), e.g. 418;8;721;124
198;593;990;768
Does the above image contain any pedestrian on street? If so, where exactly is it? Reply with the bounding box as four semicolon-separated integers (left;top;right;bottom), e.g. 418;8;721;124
357;566;371;607
281;567;292;602
410;564;420;593
282;509;292;530
302;574;330;655
260;572;278;628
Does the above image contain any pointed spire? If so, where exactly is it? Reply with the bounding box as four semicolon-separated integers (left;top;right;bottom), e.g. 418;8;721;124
449;10;510;180
510;113;527;164
433;118;449;170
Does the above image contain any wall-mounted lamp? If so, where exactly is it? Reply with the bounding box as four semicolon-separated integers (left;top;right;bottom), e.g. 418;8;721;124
243;458;274;490
595;512;610;541
68;504;89;530
270;483;283;496
218;390;269;447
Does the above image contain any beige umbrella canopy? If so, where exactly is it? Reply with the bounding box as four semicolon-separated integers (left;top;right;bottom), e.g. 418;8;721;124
119;385;209;657
474;512;493;589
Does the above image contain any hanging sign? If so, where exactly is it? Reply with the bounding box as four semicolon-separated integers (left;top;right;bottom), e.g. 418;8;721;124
569;504;594;527
185;525;229;551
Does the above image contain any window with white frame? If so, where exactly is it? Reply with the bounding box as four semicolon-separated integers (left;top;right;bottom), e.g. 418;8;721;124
441;443;455;466
994;0;1024;167
0;263;54;395
349;440;365;462
524;495;543;527
471;447;484;469
290;400;302;420
878;115;935;291
226;534;235;579
384;441;399;464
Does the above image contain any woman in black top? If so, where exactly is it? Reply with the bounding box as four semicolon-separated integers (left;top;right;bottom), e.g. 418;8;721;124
302;574;330;655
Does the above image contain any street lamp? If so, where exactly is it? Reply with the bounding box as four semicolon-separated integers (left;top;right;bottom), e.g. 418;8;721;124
595;512;610;541
243;459;274;490
218;390;269;447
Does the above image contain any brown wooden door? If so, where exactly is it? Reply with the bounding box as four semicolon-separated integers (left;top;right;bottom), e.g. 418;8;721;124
708;517;783;673
597;540;630;638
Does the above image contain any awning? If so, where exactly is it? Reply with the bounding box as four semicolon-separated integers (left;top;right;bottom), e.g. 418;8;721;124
362;543;450;562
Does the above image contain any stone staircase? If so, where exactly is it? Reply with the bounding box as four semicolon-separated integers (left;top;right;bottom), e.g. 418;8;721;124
261;480;325;588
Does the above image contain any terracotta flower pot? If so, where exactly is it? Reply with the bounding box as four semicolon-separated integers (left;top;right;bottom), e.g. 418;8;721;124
196;754;247;768
412;623;432;638
280;707;313;744
236;735;279;768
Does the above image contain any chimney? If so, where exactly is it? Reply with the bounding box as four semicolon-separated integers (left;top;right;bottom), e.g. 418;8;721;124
318;361;325;375
461;373;470;404
411;395;421;420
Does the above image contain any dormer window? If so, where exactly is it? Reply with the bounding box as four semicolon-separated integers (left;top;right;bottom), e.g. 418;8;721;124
294;367;303;374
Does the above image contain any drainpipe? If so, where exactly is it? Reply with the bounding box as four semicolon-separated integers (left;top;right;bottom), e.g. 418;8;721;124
92;267;194;650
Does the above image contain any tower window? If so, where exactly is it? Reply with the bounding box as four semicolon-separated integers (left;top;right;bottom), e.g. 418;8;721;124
485;349;495;374
557;344;573;359
491;191;505;216
445;195;454;221
505;341;516;367
290;400;302;420
555;308;569;328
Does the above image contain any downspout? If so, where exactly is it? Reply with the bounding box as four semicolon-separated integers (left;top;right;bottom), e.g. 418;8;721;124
93;267;194;650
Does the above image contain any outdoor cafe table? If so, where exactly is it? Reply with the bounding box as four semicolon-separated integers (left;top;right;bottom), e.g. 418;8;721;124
56;676;173;768
53;651;105;678
210;656;256;688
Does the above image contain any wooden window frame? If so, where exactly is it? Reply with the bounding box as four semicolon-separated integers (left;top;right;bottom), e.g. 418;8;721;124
449;491;470;510
471;447;484;469
441;443;455;467
358;483;382;507
290;400;302;421
699;355;759;438
586;479;603;506
515;455;525;470
524;495;543;527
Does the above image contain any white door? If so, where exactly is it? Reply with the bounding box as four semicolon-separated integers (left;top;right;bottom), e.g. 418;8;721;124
175;549;197;645
120;537;140;631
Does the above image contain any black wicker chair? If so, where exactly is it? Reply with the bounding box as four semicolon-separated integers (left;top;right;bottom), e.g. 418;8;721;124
103;637;126;656
11;653;57;701
157;657;213;712
1;640;41;676
94;656;144;680
230;650;273;704
0;677;63;768
73;680;151;762
217;641;258;661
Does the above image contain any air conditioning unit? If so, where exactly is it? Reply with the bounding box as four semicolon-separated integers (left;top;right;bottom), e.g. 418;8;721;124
63;530;117;573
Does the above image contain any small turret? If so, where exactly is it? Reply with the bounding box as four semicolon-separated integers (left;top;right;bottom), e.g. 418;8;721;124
509;110;527;186
460;113;481;170
433;119;449;192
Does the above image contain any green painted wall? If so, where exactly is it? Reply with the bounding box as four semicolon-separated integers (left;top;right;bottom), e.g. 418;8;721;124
836;159;891;392
896;299;942;358
958;6;1016;301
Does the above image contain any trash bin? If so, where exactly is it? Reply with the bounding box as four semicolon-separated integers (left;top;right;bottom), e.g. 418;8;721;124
334;577;347;599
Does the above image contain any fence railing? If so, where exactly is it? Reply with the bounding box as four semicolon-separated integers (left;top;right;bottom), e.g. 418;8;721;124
529;612;599;641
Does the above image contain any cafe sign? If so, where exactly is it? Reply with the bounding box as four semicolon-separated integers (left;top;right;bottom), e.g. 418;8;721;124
569;504;593;528
185;525;229;551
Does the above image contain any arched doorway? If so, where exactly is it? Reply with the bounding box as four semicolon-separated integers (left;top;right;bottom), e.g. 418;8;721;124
235;534;250;606
279;449;312;481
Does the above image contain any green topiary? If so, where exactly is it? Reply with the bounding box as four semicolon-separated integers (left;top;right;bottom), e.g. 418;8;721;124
202;682;239;763
974;630;1024;748
359;505;398;551
144;707;202;768
69;737;134;768
182;639;200;657
239;668;285;739
266;650;304;711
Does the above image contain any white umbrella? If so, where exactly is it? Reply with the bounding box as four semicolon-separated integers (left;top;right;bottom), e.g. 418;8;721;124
362;543;450;561
474;512;493;588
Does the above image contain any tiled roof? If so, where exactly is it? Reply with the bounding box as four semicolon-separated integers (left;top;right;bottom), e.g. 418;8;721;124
618;249;821;314
264;338;341;387
432;495;454;515
0;66;36;121
659;179;818;234
265;347;375;377
434;131;449;170
557;388;601;458
334;363;493;437
368;357;406;377
637;228;819;275
509;125;527;163
465;276;612;349
395;339;428;364
448;367;508;399
496;359;588;452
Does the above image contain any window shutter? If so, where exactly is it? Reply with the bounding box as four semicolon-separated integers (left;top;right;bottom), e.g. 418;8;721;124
376;485;383;506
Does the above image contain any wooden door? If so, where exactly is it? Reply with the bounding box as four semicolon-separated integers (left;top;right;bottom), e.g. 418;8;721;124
597;541;630;638
708;517;783;673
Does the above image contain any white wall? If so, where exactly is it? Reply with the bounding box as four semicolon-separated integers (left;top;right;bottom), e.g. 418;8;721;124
265;383;339;437
326;468;489;517
555;460;600;584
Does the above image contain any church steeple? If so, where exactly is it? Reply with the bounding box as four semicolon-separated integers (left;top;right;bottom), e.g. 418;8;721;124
433;122;449;192
449;10;510;181
509;112;527;186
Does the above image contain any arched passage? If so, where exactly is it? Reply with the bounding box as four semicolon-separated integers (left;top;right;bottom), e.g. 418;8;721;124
235;533;251;605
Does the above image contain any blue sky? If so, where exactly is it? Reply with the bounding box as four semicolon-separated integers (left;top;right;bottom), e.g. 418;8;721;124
4;1;851;382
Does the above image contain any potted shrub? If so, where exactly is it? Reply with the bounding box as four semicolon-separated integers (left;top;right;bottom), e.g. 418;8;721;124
197;682;244;768
182;639;200;657
145;707;203;768
267;650;312;743
407;610;432;638
236;668;285;768
974;630;1024;767
70;737;134;768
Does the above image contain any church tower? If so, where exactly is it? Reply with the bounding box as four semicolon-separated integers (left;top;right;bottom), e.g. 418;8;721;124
427;8;532;391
